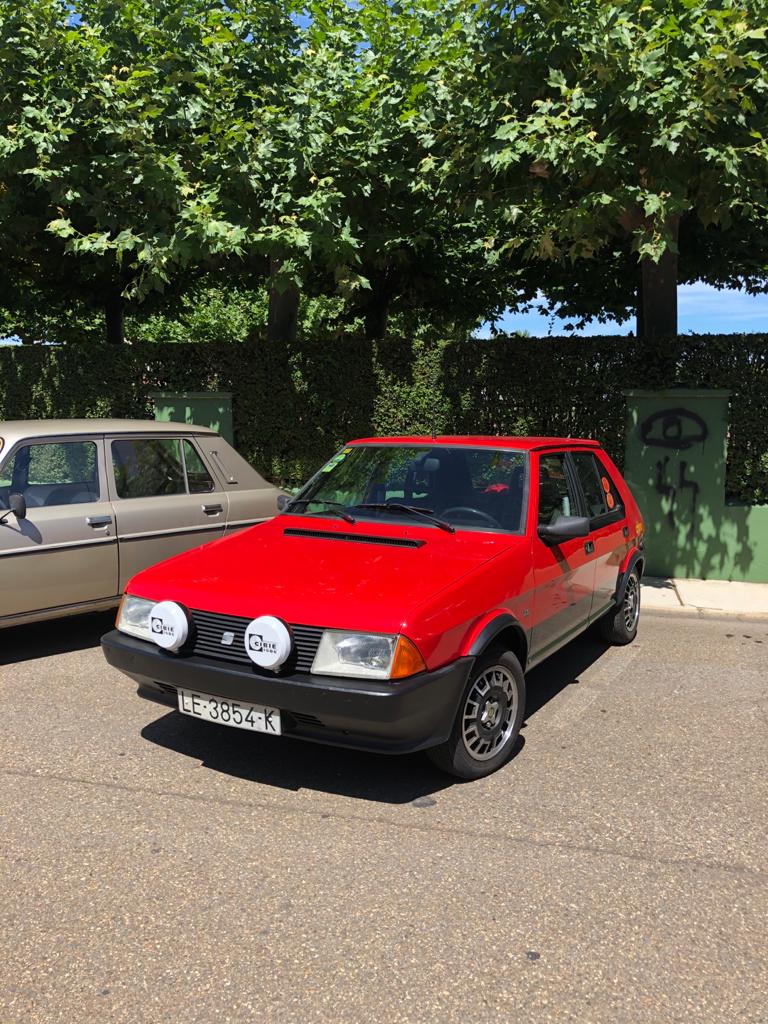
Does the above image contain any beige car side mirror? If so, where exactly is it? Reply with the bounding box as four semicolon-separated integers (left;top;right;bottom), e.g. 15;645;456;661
1;492;27;524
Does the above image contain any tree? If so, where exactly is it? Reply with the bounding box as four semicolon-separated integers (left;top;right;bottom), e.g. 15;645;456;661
422;0;768;339
0;0;298;343
313;0;512;339
232;0;510;342
0;1;535;345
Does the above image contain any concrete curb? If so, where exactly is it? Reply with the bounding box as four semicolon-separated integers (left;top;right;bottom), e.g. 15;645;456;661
642;576;768;619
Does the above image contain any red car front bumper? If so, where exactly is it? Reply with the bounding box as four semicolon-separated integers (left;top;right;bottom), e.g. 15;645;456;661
101;630;472;755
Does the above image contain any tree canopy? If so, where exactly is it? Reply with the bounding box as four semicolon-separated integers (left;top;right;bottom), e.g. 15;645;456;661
422;0;768;336
1;0;767;343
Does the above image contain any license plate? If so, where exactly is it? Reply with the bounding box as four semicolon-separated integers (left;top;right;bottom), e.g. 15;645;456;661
177;688;281;736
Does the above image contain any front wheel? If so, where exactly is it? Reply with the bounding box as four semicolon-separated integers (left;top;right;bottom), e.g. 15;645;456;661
598;568;641;645
426;646;526;780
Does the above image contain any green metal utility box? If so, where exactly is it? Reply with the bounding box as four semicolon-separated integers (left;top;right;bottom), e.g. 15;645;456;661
624;389;768;583
151;392;234;446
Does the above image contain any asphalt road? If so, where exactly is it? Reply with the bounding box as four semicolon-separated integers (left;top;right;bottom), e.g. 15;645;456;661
1;610;766;1024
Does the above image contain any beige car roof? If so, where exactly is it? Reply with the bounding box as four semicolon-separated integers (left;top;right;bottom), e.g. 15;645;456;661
0;419;218;445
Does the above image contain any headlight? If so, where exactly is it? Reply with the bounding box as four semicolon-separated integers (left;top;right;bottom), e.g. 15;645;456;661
311;631;426;680
116;595;190;652
116;594;154;642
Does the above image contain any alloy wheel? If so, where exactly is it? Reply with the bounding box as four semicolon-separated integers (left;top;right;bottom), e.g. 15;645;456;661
461;665;519;761
623;573;640;632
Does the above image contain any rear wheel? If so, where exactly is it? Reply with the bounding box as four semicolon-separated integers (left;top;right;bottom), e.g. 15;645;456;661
598;568;641;645
427;646;525;780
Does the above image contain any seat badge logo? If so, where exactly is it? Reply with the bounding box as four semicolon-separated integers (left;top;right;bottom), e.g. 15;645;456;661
220;631;235;647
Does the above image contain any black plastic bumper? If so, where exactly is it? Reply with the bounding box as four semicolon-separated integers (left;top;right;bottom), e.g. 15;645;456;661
101;629;473;754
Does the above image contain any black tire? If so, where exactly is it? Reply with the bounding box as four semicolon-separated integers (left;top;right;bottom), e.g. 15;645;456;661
598;568;641;645
426;645;526;780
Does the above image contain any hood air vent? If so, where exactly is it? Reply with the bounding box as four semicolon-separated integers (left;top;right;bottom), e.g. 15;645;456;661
283;528;424;548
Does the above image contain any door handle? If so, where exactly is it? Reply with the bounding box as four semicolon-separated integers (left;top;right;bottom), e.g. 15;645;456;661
86;515;112;528
584;540;595;554
622;525;630;538
202;503;223;516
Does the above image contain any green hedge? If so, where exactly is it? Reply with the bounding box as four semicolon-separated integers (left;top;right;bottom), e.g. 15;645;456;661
1;333;766;503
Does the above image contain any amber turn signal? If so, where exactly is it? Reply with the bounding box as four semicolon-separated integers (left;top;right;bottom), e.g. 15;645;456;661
390;635;427;679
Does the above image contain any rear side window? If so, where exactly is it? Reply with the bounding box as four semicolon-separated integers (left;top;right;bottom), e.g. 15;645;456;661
571;452;609;518
0;441;100;507
572;452;623;518
111;438;219;498
537;453;576;526
183;441;215;494
112;438;186;499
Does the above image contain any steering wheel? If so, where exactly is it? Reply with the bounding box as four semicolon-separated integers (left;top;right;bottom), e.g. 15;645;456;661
441;506;502;529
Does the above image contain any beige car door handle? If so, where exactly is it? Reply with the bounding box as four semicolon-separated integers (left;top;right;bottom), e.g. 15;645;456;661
86;515;112;528
202;503;223;516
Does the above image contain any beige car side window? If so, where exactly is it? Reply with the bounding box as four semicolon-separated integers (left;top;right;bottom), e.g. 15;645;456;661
112;438;186;499
182;441;215;494
1;441;100;508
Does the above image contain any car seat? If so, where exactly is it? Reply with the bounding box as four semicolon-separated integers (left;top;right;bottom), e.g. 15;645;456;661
44;488;99;506
538;476;567;525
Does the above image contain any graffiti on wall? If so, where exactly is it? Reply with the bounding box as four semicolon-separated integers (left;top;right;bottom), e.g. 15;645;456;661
640;407;708;450
641;408;709;537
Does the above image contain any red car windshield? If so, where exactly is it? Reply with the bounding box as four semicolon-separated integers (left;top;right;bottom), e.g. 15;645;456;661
290;445;528;533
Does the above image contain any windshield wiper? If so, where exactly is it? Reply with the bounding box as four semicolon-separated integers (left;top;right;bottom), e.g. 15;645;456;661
352;503;455;534
286;498;356;524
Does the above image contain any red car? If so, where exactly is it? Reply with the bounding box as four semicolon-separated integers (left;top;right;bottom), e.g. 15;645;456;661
102;437;644;779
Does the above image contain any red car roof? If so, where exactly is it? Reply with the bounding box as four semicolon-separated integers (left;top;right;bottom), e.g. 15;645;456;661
348;435;601;451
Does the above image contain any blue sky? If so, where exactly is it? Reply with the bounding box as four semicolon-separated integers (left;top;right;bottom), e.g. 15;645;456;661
2;281;767;345
479;282;768;337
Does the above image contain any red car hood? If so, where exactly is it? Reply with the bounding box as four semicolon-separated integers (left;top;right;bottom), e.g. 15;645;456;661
127;514;521;634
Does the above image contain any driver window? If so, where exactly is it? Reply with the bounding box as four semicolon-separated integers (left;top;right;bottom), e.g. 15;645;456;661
0;441;100;508
538;454;575;526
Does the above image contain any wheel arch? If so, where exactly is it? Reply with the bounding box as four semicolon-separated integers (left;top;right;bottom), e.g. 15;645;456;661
466;613;529;671
615;549;645;606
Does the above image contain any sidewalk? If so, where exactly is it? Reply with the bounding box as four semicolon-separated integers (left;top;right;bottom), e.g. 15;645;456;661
642;576;768;617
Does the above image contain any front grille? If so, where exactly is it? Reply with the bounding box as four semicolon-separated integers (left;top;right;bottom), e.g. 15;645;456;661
189;609;323;674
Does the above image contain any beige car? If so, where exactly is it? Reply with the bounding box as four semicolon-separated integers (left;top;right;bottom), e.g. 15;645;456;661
0;419;281;628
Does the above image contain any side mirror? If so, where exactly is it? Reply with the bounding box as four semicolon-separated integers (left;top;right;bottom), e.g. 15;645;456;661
537;514;590;544
276;494;291;512
9;492;27;520
1;492;27;524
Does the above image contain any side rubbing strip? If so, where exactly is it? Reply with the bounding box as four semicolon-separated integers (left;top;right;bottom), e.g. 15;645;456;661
0;537;118;559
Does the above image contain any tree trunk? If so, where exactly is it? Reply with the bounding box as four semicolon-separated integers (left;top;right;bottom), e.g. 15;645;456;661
358;271;393;341
105;290;124;345
363;294;390;341
635;273;645;340
267;259;299;344
637;215;679;341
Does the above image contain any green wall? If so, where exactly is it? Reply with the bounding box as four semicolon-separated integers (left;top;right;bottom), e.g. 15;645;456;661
624;389;768;583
